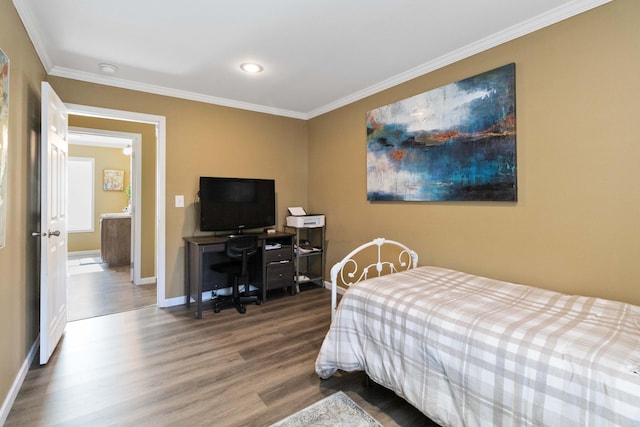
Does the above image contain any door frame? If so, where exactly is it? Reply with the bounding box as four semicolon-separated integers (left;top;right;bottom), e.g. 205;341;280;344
68;127;143;285
66;103;167;307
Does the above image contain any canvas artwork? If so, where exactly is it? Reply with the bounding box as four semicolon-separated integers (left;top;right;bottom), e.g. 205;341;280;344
0;49;9;248
103;169;124;191
366;63;516;202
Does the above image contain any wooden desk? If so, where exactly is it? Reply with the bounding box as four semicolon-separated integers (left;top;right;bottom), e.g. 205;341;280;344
184;232;294;318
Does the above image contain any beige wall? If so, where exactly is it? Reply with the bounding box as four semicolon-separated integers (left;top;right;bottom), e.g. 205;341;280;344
2;0;639;416
68;116;157;279
67;145;130;252
308;0;640;306
48;76;310;299
0;0;47;412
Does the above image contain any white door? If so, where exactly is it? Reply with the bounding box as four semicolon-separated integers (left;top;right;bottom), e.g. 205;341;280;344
39;82;68;365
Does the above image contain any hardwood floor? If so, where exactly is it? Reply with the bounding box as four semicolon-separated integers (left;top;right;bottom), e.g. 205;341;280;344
7;287;436;426
67;257;156;321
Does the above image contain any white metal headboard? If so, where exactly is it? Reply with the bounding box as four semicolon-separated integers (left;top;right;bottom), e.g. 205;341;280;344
330;237;418;320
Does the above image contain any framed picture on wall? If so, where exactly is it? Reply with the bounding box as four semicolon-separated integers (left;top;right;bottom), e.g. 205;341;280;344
103;169;124;191
0;48;9;249
366;63;517;202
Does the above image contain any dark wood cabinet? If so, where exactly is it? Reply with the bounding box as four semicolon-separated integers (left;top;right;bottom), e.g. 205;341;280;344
100;215;131;267
263;243;294;294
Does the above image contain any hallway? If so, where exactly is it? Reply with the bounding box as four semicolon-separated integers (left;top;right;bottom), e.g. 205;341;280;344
67;255;156;321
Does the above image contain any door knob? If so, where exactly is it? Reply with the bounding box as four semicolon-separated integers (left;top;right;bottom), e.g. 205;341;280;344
32;230;61;237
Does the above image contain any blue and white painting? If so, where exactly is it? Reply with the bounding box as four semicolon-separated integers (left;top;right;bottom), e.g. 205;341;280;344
367;63;516;202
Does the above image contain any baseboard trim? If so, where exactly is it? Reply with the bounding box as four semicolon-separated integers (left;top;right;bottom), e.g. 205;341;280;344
163;292;213;308
68;252;156;288
163;288;240;308
0;334;39;425
164;283;336;309
325;280;346;295
137;276;156;286
67;250;101;258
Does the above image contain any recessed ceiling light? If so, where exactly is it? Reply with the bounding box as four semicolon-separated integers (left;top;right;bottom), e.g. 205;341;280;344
99;63;118;74
240;63;264;73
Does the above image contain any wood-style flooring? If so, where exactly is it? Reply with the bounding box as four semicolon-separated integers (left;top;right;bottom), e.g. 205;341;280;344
7;287;437;427
67;257;156;321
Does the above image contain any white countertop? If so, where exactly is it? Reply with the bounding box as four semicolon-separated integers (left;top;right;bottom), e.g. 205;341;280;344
100;213;131;219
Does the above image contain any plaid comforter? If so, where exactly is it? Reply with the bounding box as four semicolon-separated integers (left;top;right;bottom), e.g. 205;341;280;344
315;266;640;426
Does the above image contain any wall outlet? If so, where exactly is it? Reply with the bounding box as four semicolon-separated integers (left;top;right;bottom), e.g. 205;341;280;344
175;195;184;208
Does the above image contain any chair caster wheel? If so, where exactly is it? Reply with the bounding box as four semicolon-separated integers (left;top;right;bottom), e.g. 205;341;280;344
239;306;246;314
214;307;220;313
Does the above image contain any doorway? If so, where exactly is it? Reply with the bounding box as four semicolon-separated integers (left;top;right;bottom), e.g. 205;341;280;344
66;127;150;321
65;103;167;311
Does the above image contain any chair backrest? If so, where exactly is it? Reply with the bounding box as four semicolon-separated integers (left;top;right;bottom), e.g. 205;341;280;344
225;235;258;274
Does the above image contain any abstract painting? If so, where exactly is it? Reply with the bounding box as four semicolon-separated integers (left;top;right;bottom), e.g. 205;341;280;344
0;49;9;248
367;63;516;202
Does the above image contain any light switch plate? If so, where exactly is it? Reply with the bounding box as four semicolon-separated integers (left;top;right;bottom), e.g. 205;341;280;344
175;195;184;208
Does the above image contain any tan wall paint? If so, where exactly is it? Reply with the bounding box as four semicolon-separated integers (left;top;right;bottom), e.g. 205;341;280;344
308;0;640;305
0;0;47;412
2;0;639;414
67;145;130;252
47;76;310;299
68;116;157;279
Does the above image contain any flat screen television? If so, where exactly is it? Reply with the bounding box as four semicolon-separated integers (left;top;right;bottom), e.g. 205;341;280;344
199;176;276;233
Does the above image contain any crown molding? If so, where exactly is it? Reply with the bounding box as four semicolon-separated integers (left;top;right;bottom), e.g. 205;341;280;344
49;66;308;120
306;0;611;118
12;0;53;70
14;0;610;120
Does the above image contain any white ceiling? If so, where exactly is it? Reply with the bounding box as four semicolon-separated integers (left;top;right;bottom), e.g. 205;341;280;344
13;0;609;119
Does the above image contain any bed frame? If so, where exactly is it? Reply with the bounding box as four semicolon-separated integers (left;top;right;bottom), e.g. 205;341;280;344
319;240;640;426
330;237;418;320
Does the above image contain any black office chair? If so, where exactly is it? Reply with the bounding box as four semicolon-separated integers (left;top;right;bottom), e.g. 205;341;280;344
211;235;260;314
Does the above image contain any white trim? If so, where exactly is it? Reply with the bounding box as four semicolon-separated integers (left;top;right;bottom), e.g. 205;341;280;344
323;279;340;292
67;249;101;258
50;67;308;120
67;252;155;286
15;0;610;120
68;130;133;149
307;0;612;118
0;336;39;426
137;276;156;286
164;295;190;308
68;127;143;285
163;291;219;308
11;0;52;70
65;103;167;308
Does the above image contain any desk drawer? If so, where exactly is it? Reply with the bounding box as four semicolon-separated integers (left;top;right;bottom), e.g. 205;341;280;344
265;262;293;290
265;246;292;263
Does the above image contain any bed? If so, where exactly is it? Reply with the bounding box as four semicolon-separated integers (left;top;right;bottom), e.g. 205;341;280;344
315;238;640;427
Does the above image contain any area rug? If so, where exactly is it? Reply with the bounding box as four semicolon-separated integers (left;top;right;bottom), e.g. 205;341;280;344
270;391;382;427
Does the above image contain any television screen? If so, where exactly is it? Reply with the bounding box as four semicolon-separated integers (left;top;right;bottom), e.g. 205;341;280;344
199;177;275;232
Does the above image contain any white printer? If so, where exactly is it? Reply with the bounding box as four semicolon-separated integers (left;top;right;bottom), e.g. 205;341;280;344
286;207;325;228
